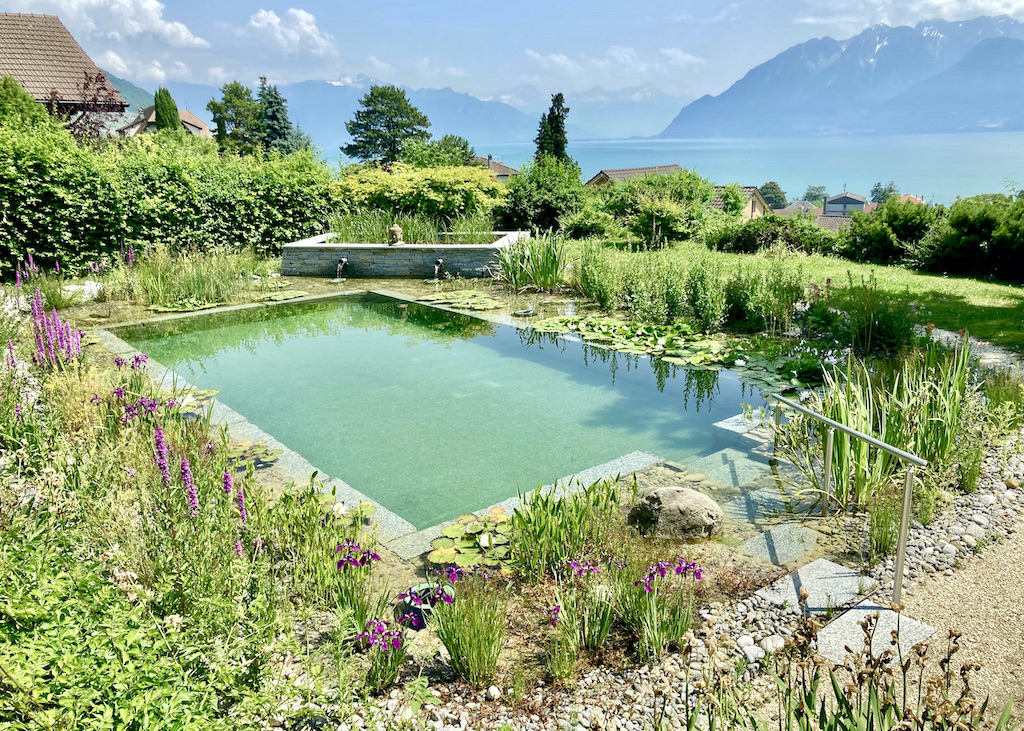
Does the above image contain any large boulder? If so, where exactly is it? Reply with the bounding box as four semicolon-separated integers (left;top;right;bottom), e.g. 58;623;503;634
629;486;724;542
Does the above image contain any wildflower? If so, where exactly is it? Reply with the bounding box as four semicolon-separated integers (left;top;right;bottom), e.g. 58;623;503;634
398;611;423;629
180;457;199;518
236;481;247;524
235;540;244;556
335;539;380;569
89;394;101;404
357;618;404;652
123;467;136;478
635;556;702;593
566;558;600;577
546;605;561;627
14;402;21;422
114;357;126;368
112;387;125;400
131;354;148;369
253;536;263;554
164;615;184;631
223;470;233;495
153;426;171;490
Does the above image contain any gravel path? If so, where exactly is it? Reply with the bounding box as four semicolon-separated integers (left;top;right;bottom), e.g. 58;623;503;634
902;526;1024;718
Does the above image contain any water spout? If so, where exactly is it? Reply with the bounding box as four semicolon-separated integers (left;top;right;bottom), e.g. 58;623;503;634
337;257;349;278
433;258;445;279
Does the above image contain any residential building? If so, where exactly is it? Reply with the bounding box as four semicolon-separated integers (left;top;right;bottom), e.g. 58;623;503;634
585;164;683;187
118;105;212;138
823;192;868;216
471;155;518;182
711;185;772;220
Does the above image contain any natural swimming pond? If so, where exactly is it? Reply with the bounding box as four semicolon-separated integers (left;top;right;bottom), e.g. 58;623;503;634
115;293;770;530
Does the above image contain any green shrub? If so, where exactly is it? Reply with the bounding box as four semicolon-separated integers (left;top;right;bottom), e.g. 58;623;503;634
620;254;686;324
496;155;586;233
709;214;839;255
832;273;916;356
330;162;503;224
684;254;727;332
560;199;622;240
868;485;901;560
600;170;714;248
842;199;937;266
577;241;620;311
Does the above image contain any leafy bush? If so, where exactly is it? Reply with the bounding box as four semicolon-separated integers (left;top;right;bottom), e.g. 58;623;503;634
842;199;937;265
619;254;686;324
684;254;727;332
832;273;917;356
577;240;620;311
496;155;586;233
560;199;622;239
601;170;715;248
330;162;504;224
708;214;840;255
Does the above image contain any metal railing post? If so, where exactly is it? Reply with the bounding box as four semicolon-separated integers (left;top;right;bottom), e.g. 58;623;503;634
892;465;916;606
773;403;782;451
822;428;834;518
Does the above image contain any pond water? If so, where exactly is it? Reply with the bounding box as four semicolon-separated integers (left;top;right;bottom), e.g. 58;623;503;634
116;294;769;530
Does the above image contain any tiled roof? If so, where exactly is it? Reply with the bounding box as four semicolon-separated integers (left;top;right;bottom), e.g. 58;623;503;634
900;194;926;204
776;200;823;216
0;13;125;108
709;185;762;210
586;165;682;185
815;215;852;232
471;156;517;176
826;192;867;204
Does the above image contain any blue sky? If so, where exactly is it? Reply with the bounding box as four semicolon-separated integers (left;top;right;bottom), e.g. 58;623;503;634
5;0;1024;108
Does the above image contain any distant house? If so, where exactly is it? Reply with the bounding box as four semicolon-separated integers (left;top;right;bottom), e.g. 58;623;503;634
0;13;126;117
776;200;823;217
118;105;212;138
900;194;926;205
586;164;683;187
711;185;772;220
471;155;517;182
815;215;853;232
823;192;867;216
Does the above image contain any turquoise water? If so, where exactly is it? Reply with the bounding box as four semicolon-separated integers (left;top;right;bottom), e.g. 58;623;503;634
117;295;759;529
483;132;1024;206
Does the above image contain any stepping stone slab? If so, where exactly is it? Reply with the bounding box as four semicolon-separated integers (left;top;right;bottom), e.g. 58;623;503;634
755;557;864;611
816;599;936;665
723;486;791;524
689;447;772;488
740;522;819;565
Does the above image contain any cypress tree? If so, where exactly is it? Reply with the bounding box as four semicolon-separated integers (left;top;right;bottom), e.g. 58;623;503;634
534;93;570;162
154;87;180;131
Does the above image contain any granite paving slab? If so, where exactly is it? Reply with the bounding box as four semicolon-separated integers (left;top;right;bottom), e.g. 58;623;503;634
817;599;936;665
756;557;865;612
740;521;819;566
688;447;772;488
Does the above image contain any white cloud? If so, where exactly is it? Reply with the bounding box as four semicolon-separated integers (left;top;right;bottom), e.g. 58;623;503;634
4;0;208;47
796;0;1024;30
522;46;706;94
247;8;336;57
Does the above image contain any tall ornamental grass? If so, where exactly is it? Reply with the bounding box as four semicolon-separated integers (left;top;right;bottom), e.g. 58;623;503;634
428;571;506;688
497;233;567;290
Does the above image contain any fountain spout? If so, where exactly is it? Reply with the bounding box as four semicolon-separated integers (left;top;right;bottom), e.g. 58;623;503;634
337;257;349;278
433;258;445;279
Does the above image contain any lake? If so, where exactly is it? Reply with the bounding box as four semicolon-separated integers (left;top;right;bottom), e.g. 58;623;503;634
480;133;1024;205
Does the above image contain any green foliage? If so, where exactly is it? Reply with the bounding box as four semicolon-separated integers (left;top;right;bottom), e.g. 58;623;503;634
708;214;840;255
0;75;50;127
331;162;503;224
257;77;307;155
803;185;827;206
577;240;620;311
684;254;728;332
207;81;262;155
612;559;695;662
844;198;938;265
831;273;917;356
717;183;746;216
428;572;506;688
400;134;475;167
496;233;567;290
868;486;901;560
758;180;787;209
497;155;585;233
559;199;622;240
425;507;511;568
343;85;430;163
870;179;900;204
534;93;570;162
154;87;180;132
601;169;715;247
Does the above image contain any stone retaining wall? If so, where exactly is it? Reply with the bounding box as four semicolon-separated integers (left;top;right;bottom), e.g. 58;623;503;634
281;231;527;278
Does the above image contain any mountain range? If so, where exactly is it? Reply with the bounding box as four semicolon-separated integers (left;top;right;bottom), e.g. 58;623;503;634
659;15;1024;137
105;15;1024;148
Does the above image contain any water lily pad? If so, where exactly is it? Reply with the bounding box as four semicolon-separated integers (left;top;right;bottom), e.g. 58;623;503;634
454;514;477;524
454;552;482;568
441;524;466;539
463;520;485;534
258;290;308;302
431;537;455;550
426;546;458;564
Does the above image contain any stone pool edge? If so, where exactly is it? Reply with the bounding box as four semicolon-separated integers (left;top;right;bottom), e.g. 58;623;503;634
91;290;665;559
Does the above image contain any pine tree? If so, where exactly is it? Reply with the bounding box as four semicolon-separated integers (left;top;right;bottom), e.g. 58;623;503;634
257;77;294;153
343;85;430;163
535;93;570;162
154;87;180;132
207;82;262;155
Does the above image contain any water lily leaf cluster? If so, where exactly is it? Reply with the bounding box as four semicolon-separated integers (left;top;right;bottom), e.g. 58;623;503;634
148;299;224;313
417;290;504;311
334;500;377;528
530;315;815;392
258;290;308;302
224;439;283;470
426;507;511;568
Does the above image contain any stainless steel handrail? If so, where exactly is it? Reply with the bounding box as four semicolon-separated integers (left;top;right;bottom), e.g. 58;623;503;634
769;393;929;605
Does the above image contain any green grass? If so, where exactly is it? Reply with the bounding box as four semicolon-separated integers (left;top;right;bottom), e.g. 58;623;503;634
566;240;1024;353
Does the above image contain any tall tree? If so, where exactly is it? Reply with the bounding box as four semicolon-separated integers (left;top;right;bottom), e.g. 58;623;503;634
343;85;430;163
759;181;788;209
870;180;900;204
257;77;295;152
535;93;570;161
154;87;180;131
400;134;475;167
802;185;827;206
207;81;261;155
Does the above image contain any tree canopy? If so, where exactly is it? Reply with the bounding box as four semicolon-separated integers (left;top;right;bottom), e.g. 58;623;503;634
0;75;49;127
759;181;788;209
870;180;900;204
154;87;180;132
400;134;475;167
343;85;430;163
535;93;570;162
802;185;827;205
207;82;262;155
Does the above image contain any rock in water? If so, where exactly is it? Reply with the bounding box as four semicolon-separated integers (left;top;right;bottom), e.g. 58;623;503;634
628;486;724;541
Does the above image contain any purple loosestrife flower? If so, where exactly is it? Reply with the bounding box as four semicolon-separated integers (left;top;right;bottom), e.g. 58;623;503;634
54;261;59;274
14;268;21;289
153;426;171;490
14;402;22;422
222;470;233;495
235;482;247;525
235;540;244;557
253;536;263;554
6;341;16;369
180;458;199;518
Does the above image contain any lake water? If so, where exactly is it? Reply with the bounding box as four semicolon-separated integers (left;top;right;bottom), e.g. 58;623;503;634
481;133;1024;206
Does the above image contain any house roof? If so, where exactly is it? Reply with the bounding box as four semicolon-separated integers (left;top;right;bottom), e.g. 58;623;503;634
470;156;517;177
900;194;926;204
709;185;767;210
117;105;212;137
815;215;852;232
826;192;867;204
776;200;823;216
586;164;683;186
0;13;125;109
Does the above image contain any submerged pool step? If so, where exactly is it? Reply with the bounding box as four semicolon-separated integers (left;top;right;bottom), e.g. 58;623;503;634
687;447;774;489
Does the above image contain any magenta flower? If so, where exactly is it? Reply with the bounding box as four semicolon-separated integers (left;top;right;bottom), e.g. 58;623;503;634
253;536;263;554
566;558;600;577
222;470;233;495
335;539;380;569
547;605;561;627
357;618;404;652
153;426;171;490
180;458;199;518
235;482;247;525
235;540;243;557
635;557;703;593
